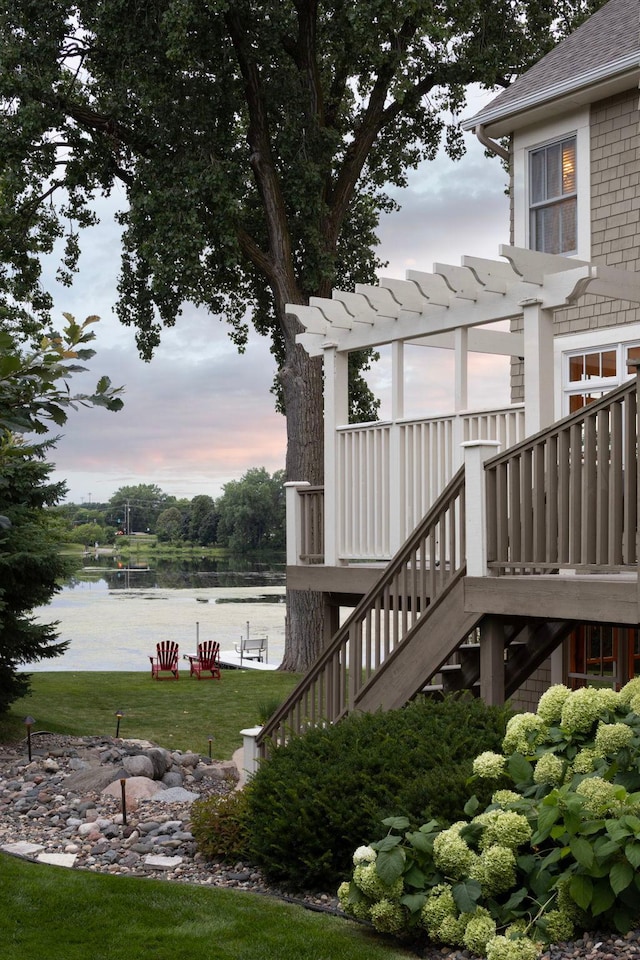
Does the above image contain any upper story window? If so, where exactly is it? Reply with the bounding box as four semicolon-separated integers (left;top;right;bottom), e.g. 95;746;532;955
529;137;577;255
513;108;590;260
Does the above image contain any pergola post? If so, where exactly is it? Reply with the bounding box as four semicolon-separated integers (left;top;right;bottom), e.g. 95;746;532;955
389;340;404;554
521;298;555;434
323;344;349;566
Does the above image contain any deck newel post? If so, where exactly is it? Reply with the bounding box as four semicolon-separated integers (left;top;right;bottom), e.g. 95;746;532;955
285;481;311;566
323;344;349;566
389;341;405;553
462;440;502;577
521;299;555;435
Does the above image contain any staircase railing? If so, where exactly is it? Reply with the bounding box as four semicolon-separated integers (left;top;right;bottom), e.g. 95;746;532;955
257;467;466;753
485;379;638;574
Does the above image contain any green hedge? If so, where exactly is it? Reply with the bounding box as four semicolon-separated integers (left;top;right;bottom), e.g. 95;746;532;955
245;695;512;892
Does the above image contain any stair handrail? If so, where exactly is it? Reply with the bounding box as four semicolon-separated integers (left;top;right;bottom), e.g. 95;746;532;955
257;466;466;754
485;377;637;573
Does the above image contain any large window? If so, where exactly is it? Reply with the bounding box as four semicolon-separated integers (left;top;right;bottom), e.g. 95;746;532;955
564;342;640;413
529;137;577;255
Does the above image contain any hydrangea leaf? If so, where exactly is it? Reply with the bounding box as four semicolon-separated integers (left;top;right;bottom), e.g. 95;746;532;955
609;861;634;895
569;837;594;868
591;880;616;916
400;892;427;914
624;840;640;869
381;816;410;831
452;879;482;914
375;846;405;886
508;753;534;784
569;874;593;909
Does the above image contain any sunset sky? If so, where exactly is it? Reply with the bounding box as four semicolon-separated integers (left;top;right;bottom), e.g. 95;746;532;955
43;92;511;505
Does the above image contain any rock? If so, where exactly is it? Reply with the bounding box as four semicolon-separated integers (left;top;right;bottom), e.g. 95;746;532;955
143;854;183;871
123;755;155;779
143;748;172;779
148;787;199;804
161;771;183;788
65;766;129;794
101;776;167;810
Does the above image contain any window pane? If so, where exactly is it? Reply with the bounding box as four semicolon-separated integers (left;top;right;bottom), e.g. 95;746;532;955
569;355;584;382
546;142;561;199
562;140;576;194
627;345;640;365
584;353;600;378
601;350;616;377
530;149;545;204
560;198;577;253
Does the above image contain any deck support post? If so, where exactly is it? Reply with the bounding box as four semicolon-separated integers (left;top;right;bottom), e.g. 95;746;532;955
480;616;505;705
463;439;502;577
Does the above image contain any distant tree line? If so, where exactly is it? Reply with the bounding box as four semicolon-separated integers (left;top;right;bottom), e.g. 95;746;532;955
53;468;286;553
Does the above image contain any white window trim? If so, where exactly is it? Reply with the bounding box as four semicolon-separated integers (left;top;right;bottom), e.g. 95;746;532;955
513;107;591;261
553;323;640;417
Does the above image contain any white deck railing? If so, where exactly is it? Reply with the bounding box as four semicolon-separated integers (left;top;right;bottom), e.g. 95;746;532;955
332;404;524;562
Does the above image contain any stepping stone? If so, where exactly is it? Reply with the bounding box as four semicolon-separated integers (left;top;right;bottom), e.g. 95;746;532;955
37;853;78;868
143;855;183;871
1;841;45;857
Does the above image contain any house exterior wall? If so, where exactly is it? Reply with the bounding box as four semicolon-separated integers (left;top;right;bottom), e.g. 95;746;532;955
509;663;551;712
510;88;640;404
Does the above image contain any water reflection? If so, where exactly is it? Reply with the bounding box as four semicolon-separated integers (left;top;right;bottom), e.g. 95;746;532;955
74;555;286;591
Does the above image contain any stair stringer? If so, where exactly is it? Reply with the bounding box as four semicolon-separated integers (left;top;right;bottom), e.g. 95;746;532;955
353;571;482;714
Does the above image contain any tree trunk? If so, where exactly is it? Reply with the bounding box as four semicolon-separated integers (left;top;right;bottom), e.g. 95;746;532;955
279;331;327;672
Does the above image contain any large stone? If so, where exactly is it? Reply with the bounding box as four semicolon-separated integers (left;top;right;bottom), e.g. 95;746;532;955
101;776;167;811
143;748;172;779
65;766;129;794
38;852;78;868
1;841;45;857
123;755;154;779
143;854;183;871
148;786;199;804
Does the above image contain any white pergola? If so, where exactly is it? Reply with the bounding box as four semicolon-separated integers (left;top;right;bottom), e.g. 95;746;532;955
289;245;640;437
285;246;640;566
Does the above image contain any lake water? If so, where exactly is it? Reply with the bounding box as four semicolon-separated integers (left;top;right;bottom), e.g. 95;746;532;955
28;557;287;672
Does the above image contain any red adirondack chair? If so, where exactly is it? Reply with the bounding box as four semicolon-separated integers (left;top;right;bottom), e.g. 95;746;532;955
150;641;180;680
187;640;221;680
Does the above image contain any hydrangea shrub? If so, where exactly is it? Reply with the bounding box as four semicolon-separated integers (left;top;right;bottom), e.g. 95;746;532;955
339;682;640;958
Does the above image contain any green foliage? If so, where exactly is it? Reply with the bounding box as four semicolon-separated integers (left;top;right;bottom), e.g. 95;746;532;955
0;315;123;712
107;484;174;534
155;506;185;542
216;468;285;553
0;440;73;711
0;315;123;435
191;788;252;863
66;521;114;545
341;683;640;955
246;696;511;891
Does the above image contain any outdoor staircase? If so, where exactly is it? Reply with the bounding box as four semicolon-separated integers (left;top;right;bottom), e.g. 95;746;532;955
258;375;639;755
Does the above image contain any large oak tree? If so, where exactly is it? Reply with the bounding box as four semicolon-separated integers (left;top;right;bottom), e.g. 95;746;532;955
0;0;604;670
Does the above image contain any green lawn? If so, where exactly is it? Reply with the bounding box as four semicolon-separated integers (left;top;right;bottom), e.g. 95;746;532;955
0;855;412;960
1;670;301;758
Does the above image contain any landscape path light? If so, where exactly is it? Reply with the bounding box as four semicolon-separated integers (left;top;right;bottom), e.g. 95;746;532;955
24;716;35;762
120;778;128;826
208;736;213;759
115;709;124;738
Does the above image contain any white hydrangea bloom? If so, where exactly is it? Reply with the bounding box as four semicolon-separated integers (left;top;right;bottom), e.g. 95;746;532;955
473;751;506;779
593;721;634;758
536;684;571;724
533;753;565;786
352;844;377;865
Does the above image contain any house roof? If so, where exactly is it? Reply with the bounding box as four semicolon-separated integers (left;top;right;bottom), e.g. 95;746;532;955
463;0;640;135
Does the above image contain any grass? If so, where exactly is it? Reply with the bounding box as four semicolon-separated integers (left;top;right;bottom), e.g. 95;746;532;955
0;855;413;960
0;670;301;758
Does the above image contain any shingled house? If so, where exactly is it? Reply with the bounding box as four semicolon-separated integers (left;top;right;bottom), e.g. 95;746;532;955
259;0;640;750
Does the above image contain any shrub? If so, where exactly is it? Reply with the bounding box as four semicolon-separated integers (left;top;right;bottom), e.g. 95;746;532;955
190;788;252;862
246;695;511;891
340;682;640;957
